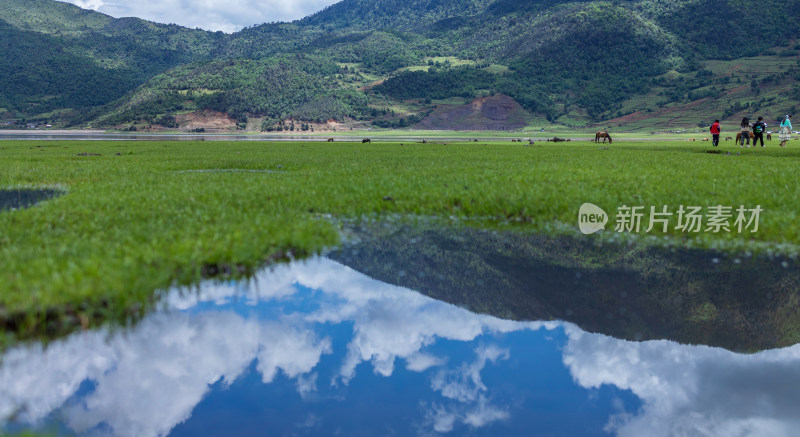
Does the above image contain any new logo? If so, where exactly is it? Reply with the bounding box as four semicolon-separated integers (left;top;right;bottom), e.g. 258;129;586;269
578;203;608;234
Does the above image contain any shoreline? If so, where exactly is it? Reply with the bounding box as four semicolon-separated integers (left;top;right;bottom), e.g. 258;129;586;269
0;130;723;142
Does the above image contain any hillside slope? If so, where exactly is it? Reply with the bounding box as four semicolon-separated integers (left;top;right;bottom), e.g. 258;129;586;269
0;0;222;120
1;0;799;130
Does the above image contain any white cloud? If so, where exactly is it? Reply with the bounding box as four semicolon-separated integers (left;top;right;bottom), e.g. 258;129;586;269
296;373;320;398
0;305;330;437
422;397;509;434
406;352;447;373
426;405;457;433
431;345;509;403
0;334;115;423
423;345;511;433
58;0;340;32
462;396;510;428
71;0;104;10
562;326;800;437
62;312;261;437
256;322;332;383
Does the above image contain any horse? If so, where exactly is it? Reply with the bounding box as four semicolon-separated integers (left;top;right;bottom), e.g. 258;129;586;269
362;138;371;143
595;131;612;144
327;137;334;142
735;132;754;144
767;133;772;141
724;136;733;141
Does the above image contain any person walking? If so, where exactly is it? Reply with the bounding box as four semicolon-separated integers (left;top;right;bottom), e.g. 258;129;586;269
740;117;751;147
780;115;792;147
752;116;767;147
710;119;721;147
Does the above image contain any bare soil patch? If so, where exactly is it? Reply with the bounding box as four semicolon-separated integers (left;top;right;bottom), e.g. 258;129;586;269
176;110;237;132
417;95;533;130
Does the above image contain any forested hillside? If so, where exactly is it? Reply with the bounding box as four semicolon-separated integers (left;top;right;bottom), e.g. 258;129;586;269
1;0;799;130
0;0;221;121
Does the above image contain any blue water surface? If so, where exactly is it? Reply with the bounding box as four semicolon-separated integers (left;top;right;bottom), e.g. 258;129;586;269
2;257;799;437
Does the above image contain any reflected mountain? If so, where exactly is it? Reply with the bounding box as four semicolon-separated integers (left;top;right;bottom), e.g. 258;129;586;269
329;224;800;352
2;258;800;437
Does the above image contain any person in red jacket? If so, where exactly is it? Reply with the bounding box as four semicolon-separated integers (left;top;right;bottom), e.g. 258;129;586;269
710;120;721;147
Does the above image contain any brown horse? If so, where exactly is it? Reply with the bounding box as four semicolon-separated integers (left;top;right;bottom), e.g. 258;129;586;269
735;132;754;144
595;131;612;144
767;133;772;141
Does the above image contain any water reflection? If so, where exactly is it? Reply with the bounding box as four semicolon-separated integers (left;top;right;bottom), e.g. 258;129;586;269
0;189;62;211
330;225;800;352
2;257;799;436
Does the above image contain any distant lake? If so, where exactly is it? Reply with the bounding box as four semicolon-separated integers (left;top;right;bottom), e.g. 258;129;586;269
0;131;503;142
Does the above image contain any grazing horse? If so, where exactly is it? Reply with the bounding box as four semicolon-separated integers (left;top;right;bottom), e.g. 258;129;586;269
724;136;733;141
735;132;754;144
327;137;334;142
595;131;612;144
362;138;371;143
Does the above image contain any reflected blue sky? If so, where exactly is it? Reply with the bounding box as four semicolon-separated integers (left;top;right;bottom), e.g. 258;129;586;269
2;257;800;436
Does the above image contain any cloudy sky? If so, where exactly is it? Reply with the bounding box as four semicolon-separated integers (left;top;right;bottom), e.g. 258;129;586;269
60;0;341;33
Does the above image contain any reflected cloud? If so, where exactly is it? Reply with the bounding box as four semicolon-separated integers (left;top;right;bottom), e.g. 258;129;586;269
562;326;800;437
0;334;114;424
463;396;510;428
1;258;522;436
406;352;446;373
2;257;800;436
63;312;260;437
431;345;509;403
426;405;457;433
424;346;511;432
255;322;332;385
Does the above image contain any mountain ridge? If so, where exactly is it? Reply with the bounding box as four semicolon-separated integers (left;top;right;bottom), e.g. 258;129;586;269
1;0;799;130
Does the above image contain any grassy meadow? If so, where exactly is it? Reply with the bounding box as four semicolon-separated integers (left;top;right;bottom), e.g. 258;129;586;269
1;138;800;343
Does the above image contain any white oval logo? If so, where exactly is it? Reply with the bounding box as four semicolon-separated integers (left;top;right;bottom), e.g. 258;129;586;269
578;203;608;234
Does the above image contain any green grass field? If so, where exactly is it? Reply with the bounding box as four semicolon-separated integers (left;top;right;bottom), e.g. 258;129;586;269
1;139;799;343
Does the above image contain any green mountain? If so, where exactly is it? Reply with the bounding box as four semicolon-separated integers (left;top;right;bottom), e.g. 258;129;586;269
0;0;221;121
1;0;799;130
